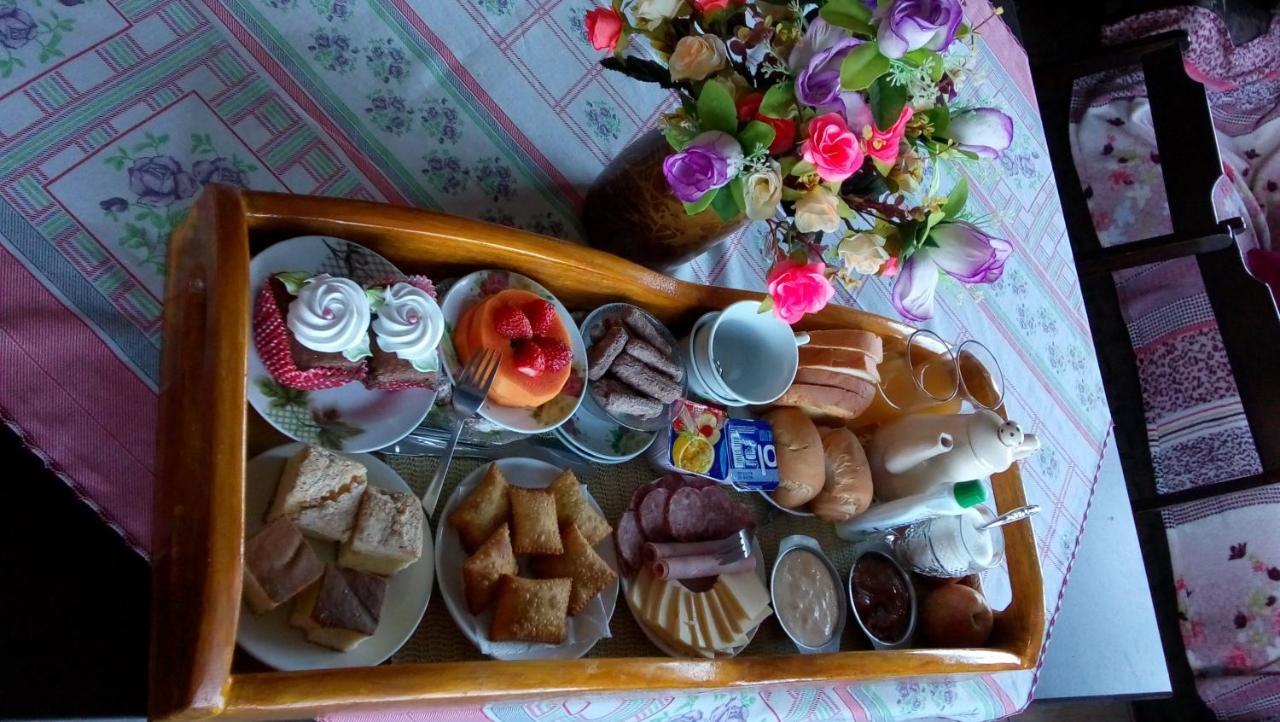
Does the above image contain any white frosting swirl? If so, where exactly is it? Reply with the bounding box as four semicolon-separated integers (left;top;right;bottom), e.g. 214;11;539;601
372;282;444;364
286;274;371;354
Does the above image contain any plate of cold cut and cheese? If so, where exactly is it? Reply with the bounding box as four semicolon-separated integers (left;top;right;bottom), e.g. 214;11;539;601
614;475;772;658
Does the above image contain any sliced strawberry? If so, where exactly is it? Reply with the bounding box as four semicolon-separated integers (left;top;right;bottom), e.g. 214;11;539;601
535;337;572;373
512;340;546;377
524;299;558;336
493;304;533;340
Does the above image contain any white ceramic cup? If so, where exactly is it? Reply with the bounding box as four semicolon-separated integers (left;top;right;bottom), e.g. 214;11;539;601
680;324;741;406
698;300;804;406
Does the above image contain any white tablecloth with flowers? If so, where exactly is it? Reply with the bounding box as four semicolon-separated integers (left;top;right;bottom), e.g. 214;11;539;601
0;0;1111;719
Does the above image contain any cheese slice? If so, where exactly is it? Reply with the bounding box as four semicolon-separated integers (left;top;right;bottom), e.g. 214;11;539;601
695;591;736;652
647;576;679;627
714;571;770;621
628;568;654;617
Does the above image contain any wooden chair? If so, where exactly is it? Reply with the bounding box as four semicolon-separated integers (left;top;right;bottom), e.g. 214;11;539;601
1030;26;1280;722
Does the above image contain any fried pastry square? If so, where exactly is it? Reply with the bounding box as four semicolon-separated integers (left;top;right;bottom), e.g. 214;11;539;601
548;470;612;546
448;463;511;552
508;486;562;555
532;523;618;616
462;524;518;614
489;575;571;645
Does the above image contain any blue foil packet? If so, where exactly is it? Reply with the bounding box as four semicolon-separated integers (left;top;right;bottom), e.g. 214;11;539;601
720;418;779;491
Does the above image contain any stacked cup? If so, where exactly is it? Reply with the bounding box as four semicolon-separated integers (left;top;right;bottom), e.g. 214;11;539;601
678;300;807;408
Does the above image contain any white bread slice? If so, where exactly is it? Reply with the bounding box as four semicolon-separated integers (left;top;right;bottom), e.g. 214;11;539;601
797;347;881;385
338;487;424;576
268;445;368;542
804;329;884;363
774;381;876;420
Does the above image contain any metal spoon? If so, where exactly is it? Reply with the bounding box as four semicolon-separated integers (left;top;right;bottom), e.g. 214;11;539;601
979;504;1041;530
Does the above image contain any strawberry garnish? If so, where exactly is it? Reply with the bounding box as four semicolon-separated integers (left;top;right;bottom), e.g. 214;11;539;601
535;337;572;373
524;299;558;336
493;305;533;340
512;340;546;377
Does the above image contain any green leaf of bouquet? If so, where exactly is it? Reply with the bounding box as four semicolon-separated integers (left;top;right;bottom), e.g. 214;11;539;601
663;123;696;151
942;177;969;218
697;81;738;134
757;295;775;313
869;76;907;129
924;105;950;137
820;0;873;35
683;187;719;215
790;160;816;177
737;120;776;155
710;177;743;221
955;148;981;160
759;82;796;118
901;49;936;67
840;43;890;91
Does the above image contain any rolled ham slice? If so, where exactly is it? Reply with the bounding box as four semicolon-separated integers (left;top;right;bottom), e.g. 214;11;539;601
652;554;756;581
642;538;729;564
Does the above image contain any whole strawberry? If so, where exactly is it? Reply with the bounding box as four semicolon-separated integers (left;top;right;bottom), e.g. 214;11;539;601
524;299;558;337
493;305;533;340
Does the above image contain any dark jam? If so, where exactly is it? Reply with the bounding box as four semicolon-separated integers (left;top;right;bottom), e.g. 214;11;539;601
852;553;911;643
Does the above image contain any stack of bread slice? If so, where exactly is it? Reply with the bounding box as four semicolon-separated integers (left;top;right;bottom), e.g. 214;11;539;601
775;330;883;420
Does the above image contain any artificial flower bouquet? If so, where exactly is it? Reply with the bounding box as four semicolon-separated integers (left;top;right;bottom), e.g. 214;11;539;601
584;0;1015;323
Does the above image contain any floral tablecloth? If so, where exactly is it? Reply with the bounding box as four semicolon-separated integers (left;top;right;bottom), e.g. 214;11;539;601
0;1;1112;719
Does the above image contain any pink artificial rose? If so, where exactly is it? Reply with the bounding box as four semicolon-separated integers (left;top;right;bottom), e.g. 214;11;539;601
864;105;913;166
766;260;835;324
692;0;734;10
802;113;865;183
880;256;900;277
585;7;623;52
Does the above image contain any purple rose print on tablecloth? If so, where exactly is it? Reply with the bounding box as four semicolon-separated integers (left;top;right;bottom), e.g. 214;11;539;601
709;699;746;722
193;157;247;187
128;155;197;207
99;197;129;214
0;7;37;50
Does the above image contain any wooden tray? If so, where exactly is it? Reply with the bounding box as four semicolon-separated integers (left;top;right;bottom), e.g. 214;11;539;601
152;185;1045;720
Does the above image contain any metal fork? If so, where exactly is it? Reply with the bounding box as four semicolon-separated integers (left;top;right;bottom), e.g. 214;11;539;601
716;529;752;564
420;348;501;517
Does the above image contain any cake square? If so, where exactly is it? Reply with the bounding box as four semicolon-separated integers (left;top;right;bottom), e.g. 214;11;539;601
242;516;324;614
489;575;571;645
532;523;617;615
338;486;424;576
268;445;368;542
448;463;512;552
290;564;387;652
508;486;562;555
548;470;612;546
462;524;518;614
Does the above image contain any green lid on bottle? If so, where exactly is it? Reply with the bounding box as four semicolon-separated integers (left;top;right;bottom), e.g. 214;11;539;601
953;481;986;508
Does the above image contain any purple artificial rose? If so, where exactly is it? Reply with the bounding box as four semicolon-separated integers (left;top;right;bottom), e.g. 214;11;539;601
875;0;963;60
193;157;248;187
929;220;1012;283
662;130;743;204
945;108;1015;158
128;156;198;207
891;220;1010;321
795;36;861;111
0;7;37;50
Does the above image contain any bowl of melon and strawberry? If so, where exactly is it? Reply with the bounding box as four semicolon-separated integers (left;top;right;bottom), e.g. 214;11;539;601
438;270;588;434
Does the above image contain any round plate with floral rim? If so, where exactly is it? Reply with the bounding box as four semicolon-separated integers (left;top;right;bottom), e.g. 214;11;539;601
554;402;655;464
439;270;587;435
247;236;440;453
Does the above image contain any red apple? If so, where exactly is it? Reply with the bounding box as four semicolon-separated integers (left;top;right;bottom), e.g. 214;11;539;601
919;584;994;648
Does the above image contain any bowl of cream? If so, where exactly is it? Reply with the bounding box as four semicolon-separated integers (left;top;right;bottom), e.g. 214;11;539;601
770;535;845;654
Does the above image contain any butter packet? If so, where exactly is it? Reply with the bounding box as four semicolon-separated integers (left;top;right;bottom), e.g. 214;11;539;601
648;400;779;491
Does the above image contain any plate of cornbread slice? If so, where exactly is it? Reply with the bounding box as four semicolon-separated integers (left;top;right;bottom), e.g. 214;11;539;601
436;458;619;660
238;443;433;670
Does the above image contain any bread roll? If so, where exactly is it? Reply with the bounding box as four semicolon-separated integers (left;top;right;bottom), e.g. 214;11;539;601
797;347;881;384
810;427;874;523
765;408;825;508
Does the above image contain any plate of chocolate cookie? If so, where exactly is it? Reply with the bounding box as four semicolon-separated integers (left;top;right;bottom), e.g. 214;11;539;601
580;303;685;432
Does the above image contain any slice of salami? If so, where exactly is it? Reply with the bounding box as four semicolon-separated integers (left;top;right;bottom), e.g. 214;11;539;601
666;487;707;542
615;511;644;574
639;487;670;542
629;481;657;512
698;485;737;539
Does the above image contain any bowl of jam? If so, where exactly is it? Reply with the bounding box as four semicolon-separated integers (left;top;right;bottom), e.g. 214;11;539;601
848;548;917;649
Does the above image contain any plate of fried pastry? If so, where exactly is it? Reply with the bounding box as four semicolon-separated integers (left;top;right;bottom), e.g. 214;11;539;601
237;442;433;670
436;459;620;660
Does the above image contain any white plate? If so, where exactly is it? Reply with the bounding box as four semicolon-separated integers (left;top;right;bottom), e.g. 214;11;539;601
247;236;438;453
438;270;587;434
579;303;684;432
554;401;656;465
435;458;620;660
237;442;434;670
621;536;767;658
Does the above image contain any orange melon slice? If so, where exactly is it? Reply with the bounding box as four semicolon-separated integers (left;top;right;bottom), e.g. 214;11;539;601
463;289;571;409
